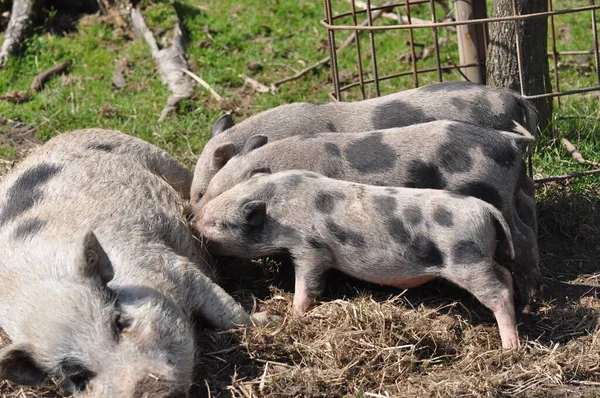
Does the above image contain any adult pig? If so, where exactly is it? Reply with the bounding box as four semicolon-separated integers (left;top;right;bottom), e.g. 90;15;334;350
194;170;520;349
191;81;537;203
0;129;267;397
192;121;540;312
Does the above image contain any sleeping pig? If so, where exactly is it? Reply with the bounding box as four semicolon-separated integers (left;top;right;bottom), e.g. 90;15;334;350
192;120;540;312
0;129;272;397
191;81;537;205
194;170;520;349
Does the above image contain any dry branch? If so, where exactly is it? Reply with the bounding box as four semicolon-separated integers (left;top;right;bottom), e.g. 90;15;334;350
273;2;391;87
0;90;30;103
180;68;222;102
239;74;270;93
0;0;35;67
534;168;600;184
561;138;600;167
130;5;194;122
30;60;73;92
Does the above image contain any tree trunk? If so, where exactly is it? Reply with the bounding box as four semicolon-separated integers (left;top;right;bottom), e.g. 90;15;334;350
486;0;553;135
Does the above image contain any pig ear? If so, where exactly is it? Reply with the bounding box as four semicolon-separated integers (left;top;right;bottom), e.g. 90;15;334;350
0;343;47;386
78;231;114;287
239;135;268;156
242;200;266;228
211;114;235;137
249;167;272;178
213;143;236;168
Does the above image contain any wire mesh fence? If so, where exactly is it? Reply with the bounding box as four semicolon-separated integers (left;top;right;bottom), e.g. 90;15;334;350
322;0;600;104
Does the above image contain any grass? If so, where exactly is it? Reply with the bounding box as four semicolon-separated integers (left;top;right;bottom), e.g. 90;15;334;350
0;0;599;397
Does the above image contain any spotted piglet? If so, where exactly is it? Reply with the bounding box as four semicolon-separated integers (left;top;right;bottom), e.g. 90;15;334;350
194;170;520;349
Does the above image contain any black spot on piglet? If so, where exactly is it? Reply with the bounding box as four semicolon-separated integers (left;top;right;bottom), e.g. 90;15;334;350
374;196;397;216
387;217;410;244
407;235;444;266
404;205;423;225
324;142;341;157
326;219;366;247
345;133;396;173
315;192;337;214
452;240;485;265
406;160;446;189
433;206;454;227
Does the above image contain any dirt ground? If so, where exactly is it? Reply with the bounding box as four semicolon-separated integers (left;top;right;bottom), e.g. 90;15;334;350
0;124;598;397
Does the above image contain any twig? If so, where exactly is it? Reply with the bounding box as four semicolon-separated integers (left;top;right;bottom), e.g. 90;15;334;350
569;380;600;386
447;57;472;82
364;392;389;398
561;138;600;167
273;2;391;87
258;362;269;392
239;74;270;93
534;168;600;184
0;90;30;103
30;59;73;92
399;38;448;62
180;68;223;101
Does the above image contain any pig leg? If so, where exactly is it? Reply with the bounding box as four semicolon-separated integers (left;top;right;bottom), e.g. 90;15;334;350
185;265;252;329
444;263;519;349
291;250;331;314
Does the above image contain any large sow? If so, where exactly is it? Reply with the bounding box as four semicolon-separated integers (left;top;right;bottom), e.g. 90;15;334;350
0;129;266;397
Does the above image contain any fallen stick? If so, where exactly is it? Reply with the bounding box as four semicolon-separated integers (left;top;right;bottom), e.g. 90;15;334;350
30;59;73;92
534;168;600;184
0;90;30;103
130;6;194;122
181;68;223;101
239;74;270;93
561;138;600;167
273;2;391;87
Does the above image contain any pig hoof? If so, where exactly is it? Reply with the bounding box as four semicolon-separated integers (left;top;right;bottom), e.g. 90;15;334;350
250;311;282;327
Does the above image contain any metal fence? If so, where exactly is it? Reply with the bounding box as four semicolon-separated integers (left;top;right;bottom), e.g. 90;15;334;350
322;0;600;105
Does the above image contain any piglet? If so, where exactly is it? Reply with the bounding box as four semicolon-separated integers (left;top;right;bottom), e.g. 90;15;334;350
195;170;519;349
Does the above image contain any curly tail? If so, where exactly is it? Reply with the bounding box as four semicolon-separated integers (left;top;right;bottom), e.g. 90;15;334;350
483;203;515;260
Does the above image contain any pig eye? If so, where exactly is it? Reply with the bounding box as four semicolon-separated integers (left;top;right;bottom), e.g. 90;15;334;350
196;191;204;203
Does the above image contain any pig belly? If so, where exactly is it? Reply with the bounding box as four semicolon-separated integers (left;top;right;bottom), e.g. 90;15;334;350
372;275;436;289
